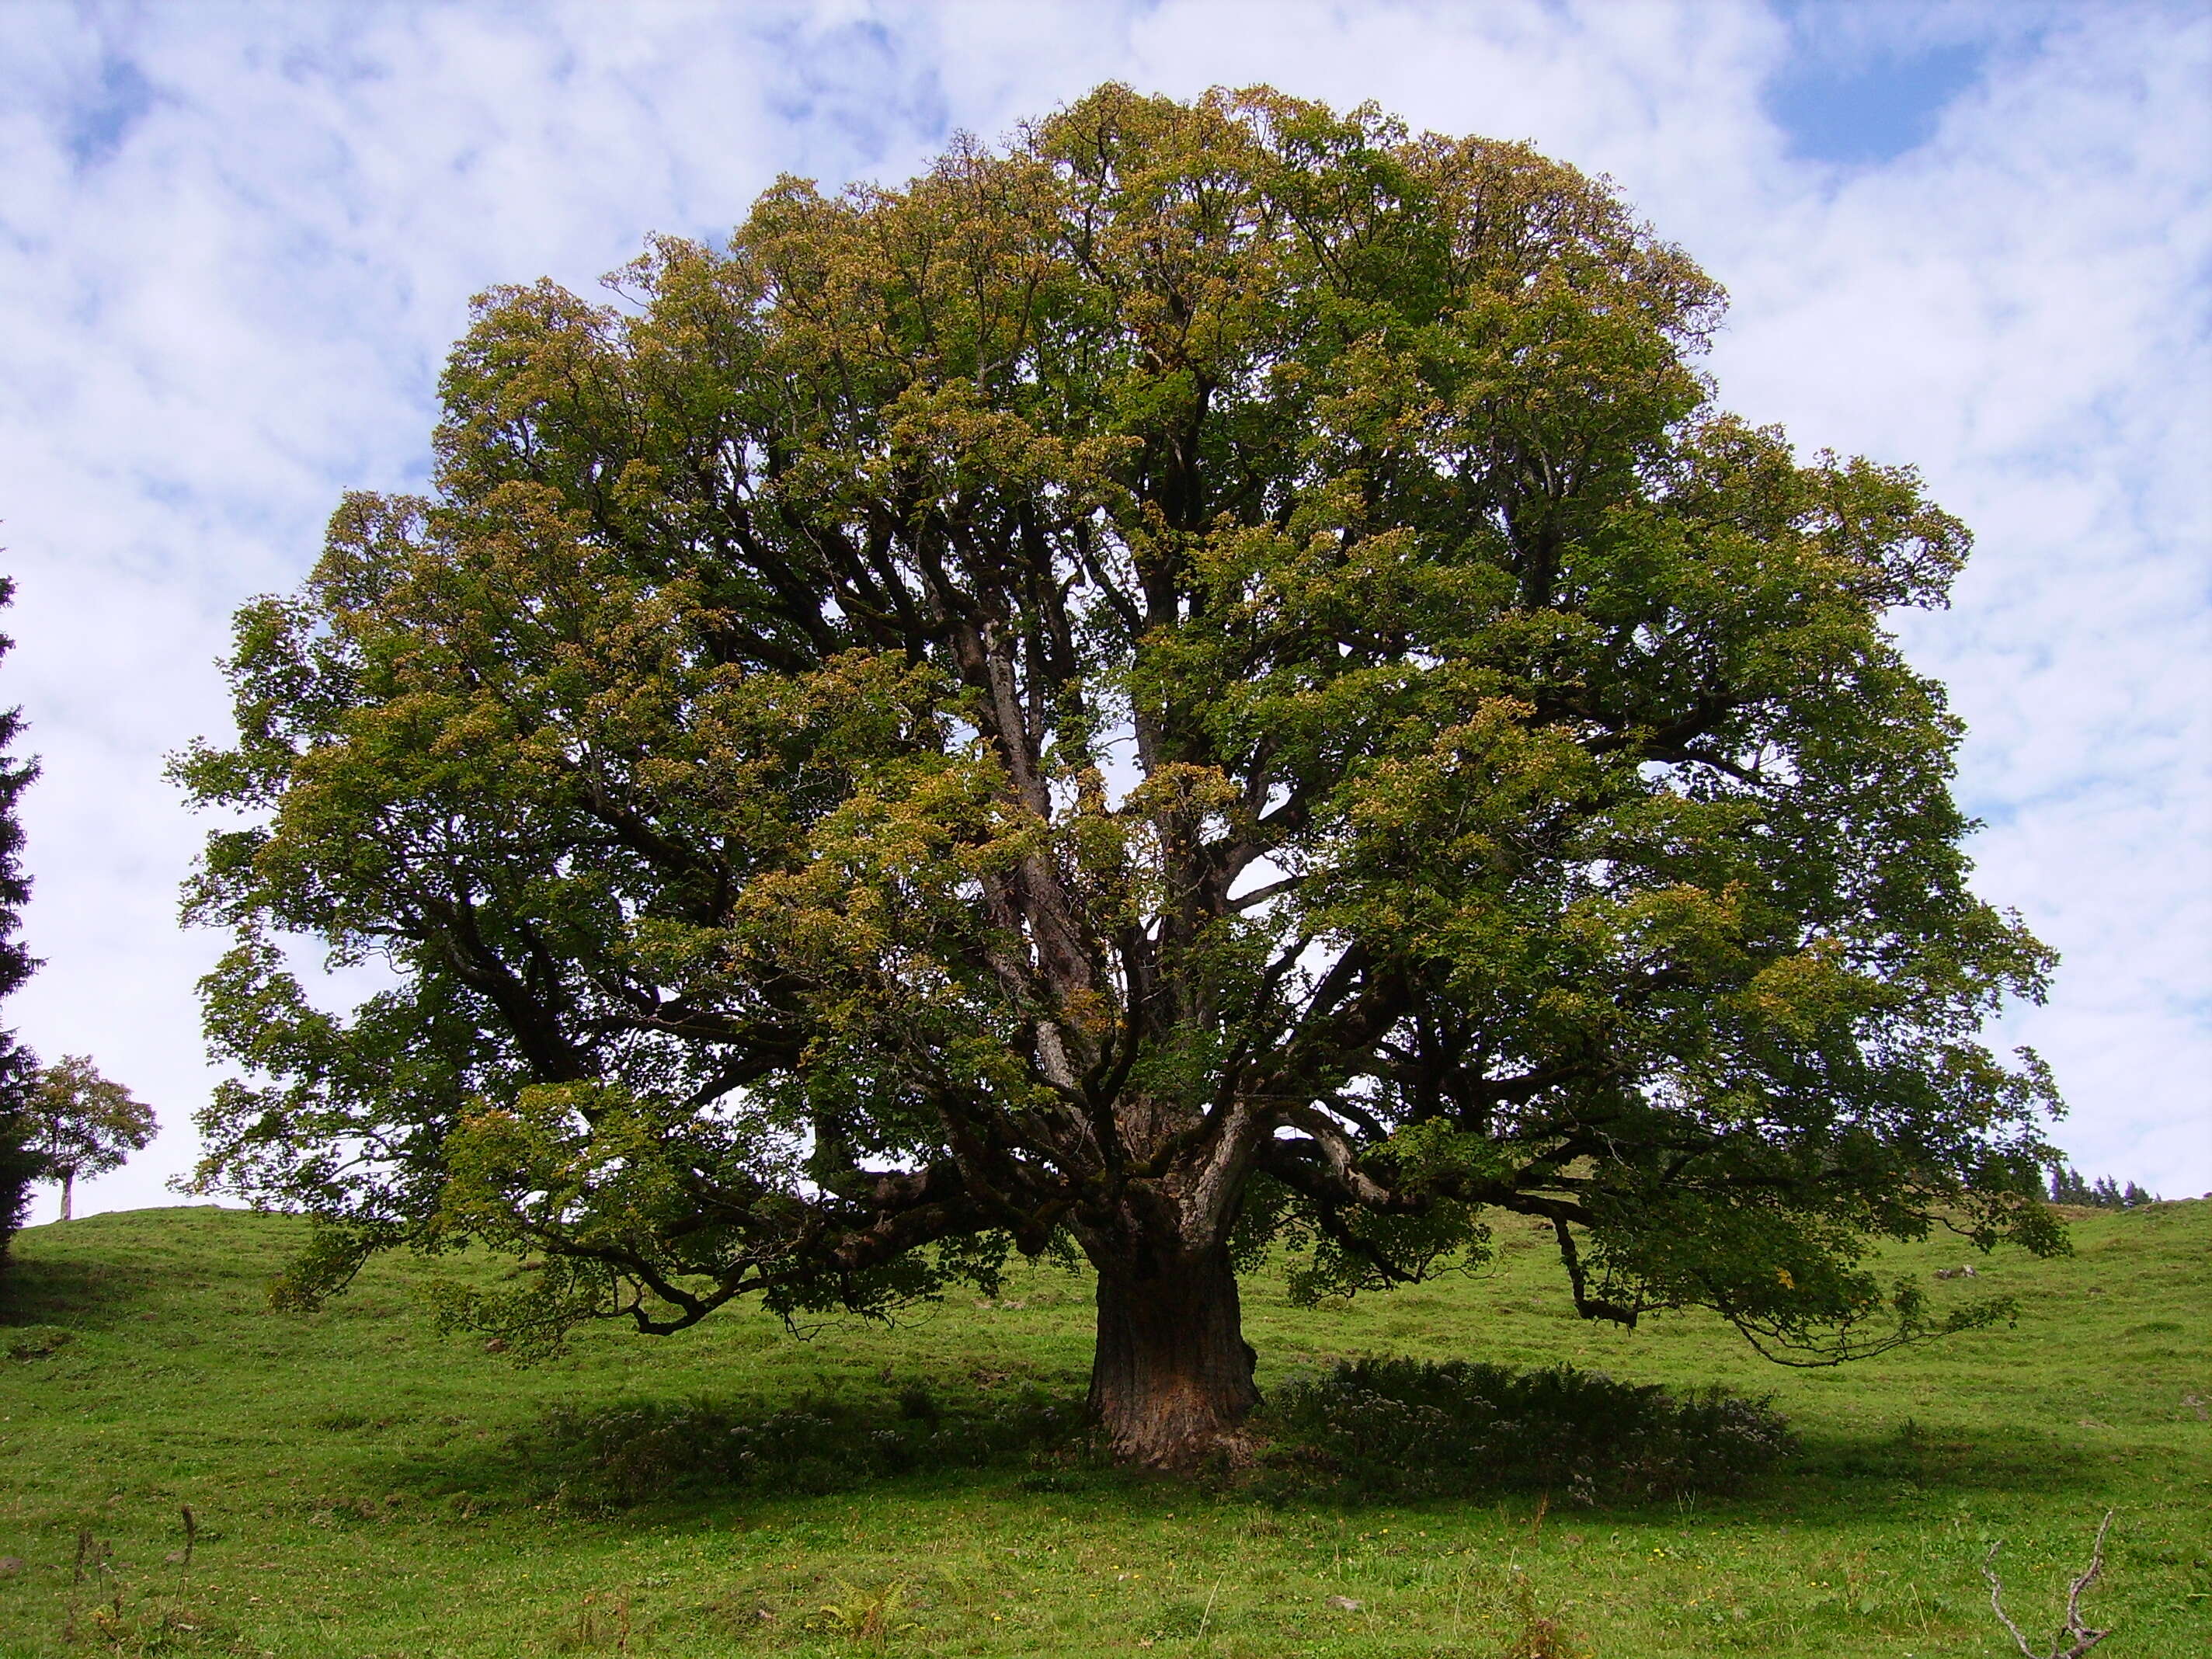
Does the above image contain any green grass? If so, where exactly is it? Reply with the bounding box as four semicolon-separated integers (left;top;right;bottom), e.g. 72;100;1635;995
0;1202;2205;1657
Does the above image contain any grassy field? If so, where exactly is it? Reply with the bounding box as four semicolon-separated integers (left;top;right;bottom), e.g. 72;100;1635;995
0;1201;2204;1657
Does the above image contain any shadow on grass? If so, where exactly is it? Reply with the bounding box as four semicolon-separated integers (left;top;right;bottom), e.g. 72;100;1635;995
286;1388;2119;1552
363;1358;1852;1523
0;1254;165;1328
345;1379;1099;1522
1776;1417;2099;1504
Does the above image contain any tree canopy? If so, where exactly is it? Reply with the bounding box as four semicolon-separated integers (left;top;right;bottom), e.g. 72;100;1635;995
179;85;2066;1465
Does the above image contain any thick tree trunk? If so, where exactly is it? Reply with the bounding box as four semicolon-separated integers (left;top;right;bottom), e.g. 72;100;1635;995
58;1169;73;1223
1087;1243;1259;1468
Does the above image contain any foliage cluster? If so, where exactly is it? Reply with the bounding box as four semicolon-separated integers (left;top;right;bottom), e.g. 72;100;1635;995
1258;1355;1796;1504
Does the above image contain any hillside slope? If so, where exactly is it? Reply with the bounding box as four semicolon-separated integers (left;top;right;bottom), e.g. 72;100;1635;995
1;1201;2205;1656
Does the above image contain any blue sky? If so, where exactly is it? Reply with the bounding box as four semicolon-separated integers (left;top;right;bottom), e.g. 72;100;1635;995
1;0;2206;1219
1765;12;1991;165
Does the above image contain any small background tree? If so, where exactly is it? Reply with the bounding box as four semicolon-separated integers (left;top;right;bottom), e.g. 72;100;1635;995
30;1057;155;1222
0;570;40;1261
2047;1167;2155;1209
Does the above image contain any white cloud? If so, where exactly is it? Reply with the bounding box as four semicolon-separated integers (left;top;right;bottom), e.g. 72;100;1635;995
0;0;2203;1223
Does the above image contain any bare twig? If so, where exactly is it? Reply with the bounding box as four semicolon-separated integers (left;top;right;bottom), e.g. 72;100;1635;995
179;1504;197;1569
2061;1512;2116;1650
1981;1509;2116;1659
1196;1574;1224;1639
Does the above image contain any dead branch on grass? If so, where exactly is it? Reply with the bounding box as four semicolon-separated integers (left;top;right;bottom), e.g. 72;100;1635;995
1981;1509;2116;1659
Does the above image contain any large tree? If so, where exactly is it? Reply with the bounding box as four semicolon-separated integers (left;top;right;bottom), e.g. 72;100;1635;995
179;87;2066;1467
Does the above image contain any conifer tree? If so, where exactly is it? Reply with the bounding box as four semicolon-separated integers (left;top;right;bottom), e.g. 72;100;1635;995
0;573;42;1257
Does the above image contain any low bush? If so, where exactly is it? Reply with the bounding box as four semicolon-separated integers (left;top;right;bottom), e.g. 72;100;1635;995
1257;1357;1796;1504
513;1383;1087;1511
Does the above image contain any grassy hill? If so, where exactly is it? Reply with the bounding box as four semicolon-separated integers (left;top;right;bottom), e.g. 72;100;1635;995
0;1201;2205;1657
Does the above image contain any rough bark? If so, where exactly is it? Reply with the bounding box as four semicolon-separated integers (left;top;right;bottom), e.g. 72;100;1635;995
58;1168;71;1223
1087;1241;1259;1468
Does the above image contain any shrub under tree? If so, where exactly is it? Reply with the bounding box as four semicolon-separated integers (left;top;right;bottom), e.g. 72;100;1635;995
179;86;2068;1468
